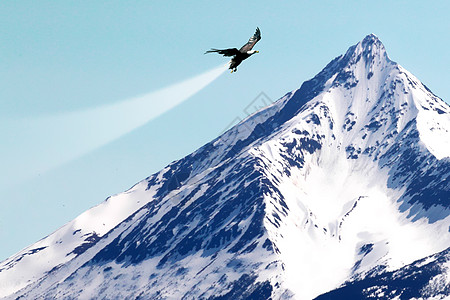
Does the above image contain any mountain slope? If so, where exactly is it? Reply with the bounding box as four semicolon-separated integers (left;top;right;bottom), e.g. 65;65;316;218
315;246;450;300
1;34;449;300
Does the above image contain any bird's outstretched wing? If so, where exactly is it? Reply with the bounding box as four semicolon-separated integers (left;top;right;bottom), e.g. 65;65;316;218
204;48;240;56
239;27;261;52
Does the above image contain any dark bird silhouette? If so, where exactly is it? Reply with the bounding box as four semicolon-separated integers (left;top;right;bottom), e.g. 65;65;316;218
205;27;261;73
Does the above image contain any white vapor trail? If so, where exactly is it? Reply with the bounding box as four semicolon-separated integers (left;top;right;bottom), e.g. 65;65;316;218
0;63;228;188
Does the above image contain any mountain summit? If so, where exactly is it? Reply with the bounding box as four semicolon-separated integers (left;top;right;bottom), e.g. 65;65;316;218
1;34;450;300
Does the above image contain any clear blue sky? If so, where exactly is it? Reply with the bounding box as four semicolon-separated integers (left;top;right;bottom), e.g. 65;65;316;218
1;1;449;260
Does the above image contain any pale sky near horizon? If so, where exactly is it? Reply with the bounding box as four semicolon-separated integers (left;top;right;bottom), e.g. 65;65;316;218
1;1;449;260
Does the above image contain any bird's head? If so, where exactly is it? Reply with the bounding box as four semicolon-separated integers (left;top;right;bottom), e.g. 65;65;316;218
247;50;259;55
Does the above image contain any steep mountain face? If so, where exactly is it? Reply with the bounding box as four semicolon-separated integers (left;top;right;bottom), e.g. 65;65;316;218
316;247;450;300
1;34;449;300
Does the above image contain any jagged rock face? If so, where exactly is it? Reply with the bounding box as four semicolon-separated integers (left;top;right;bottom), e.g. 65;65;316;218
1;34;449;300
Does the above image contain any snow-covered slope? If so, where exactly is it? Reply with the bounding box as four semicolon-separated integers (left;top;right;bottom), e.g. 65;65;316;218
1;34;449;300
315;246;450;299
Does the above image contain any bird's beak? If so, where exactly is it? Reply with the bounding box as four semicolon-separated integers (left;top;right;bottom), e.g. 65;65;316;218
256;51;260;53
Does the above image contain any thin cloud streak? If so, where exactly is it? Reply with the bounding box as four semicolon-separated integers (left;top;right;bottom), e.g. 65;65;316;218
0;63;228;188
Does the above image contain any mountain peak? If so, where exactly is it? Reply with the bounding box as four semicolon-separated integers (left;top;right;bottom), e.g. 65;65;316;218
361;33;381;45
361;33;386;54
342;33;390;67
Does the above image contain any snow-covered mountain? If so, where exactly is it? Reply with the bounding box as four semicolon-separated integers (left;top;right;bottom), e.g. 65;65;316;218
1;34;450;300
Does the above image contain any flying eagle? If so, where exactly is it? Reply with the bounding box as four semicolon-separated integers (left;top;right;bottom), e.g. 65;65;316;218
205;27;261;73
